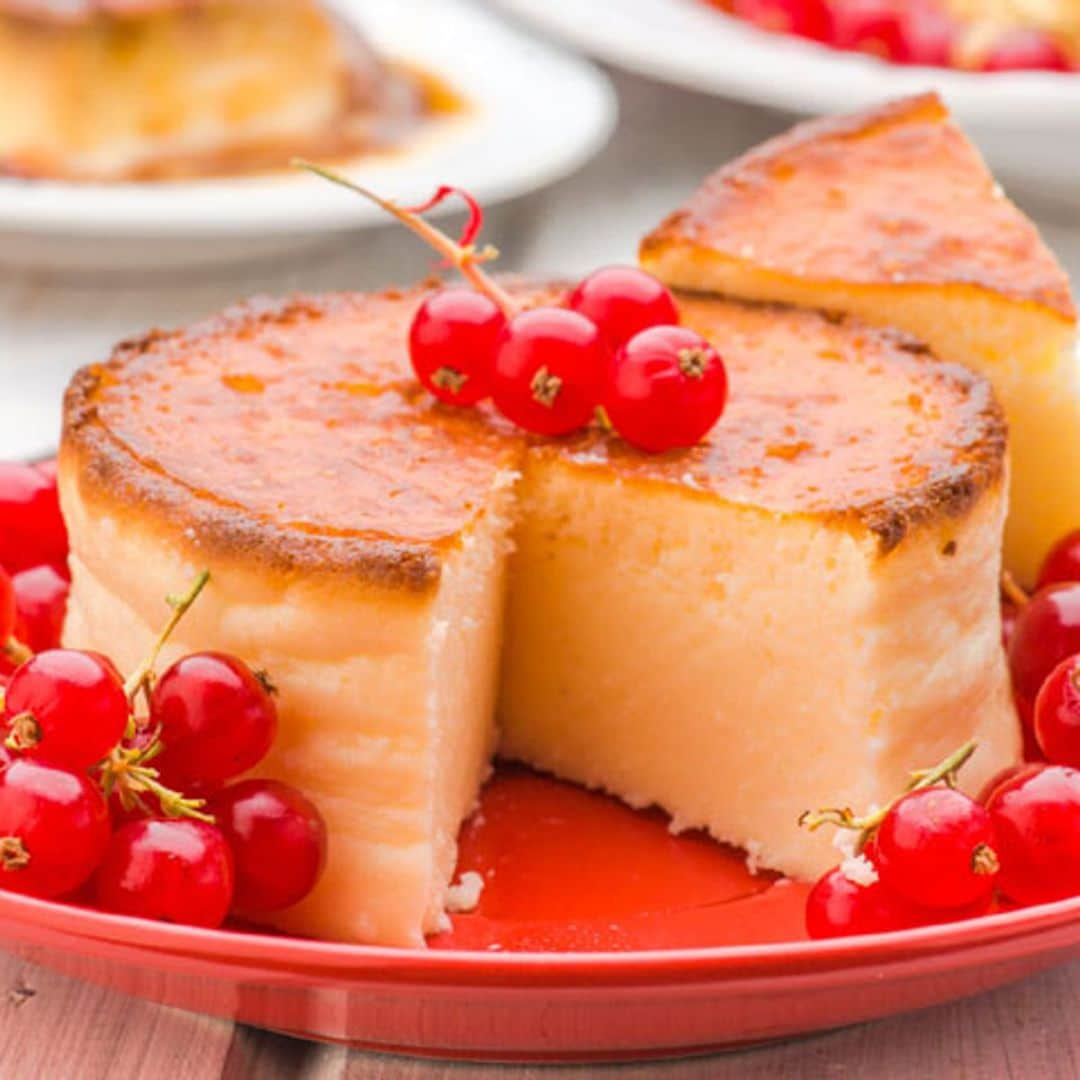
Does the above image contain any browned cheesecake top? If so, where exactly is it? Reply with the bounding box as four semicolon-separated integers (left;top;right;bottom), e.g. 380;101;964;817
642;93;1075;321
62;282;1005;590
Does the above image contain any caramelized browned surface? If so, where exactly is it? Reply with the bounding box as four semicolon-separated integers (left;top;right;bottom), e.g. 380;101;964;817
642;93;1075;320
63;283;1005;589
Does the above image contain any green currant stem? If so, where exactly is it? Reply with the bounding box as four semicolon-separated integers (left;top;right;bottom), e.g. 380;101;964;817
799;739;978;843
293;160;520;318
123;570;210;702
99;741;213;824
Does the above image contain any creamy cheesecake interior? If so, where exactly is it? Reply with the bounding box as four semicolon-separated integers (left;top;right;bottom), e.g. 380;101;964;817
60;284;1019;945
641;93;1080;586
0;0;423;180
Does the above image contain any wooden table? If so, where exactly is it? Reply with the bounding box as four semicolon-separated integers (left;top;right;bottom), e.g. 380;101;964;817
2;56;1079;1078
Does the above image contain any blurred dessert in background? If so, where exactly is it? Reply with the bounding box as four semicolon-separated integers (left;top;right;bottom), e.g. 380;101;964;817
0;0;446;181
713;0;1078;71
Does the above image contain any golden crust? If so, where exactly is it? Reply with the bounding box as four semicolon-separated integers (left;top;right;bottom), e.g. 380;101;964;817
642;93;1075;322
61;282;1006;593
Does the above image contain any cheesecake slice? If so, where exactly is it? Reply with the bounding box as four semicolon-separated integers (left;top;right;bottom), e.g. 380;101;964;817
641;93;1079;585
0;0;420;181
59;282;1018;944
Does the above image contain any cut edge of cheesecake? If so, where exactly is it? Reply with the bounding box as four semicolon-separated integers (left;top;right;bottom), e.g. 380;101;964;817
640;92;1079;584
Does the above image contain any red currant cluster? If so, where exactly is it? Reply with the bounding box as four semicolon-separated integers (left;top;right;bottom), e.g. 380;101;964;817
805;528;1080;938
0;472;326;928
301;165;729;454
723;0;1073;71
1005;530;1080;767
803;743;1080;938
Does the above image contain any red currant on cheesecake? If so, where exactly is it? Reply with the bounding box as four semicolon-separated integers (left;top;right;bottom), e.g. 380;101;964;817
0;758;110;899
566;266;679;353
491;307;606;436
409;288;506;406
605;326;728;453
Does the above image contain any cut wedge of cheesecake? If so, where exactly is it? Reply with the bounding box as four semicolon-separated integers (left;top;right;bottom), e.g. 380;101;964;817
59;282;1018;945
0;0;423;180
641;93;1079;586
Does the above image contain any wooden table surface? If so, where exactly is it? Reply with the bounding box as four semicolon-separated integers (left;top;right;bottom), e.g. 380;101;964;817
2;44;1080;1078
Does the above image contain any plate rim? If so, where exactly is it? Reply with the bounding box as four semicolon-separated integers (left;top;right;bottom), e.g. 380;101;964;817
0;0;617;238
492;0;1080;124
2;886;1078;984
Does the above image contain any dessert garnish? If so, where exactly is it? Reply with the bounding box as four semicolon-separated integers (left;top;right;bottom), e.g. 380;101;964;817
0;473;327;927
297;162;728;452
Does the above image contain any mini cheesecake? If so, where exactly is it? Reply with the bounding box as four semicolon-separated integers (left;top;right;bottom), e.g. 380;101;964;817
641;93;1079;586
60;283;1018;945
0;0;421;180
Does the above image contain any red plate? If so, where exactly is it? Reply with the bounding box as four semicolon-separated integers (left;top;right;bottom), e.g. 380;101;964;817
0;763;1078;1063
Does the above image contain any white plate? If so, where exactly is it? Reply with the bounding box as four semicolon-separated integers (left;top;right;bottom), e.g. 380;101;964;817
0;0;616;271
493;0;1080;208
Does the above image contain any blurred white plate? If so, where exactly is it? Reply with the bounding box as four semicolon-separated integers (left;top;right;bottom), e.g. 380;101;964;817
493;0;1080;207
0;0;616;271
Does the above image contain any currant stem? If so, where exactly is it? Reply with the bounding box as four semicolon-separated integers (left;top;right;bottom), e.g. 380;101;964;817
799;739;978;841
1001;569;1029;609
2;638;32;668
293;161;519;317
123;570;210;702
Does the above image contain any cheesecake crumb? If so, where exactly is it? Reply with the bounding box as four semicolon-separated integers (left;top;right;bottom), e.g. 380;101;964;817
831;828;859;860
744;840;764;876
446;871;485;914
840;853;879;887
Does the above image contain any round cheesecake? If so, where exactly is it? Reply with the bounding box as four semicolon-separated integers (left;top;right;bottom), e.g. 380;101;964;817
59;281;1019;946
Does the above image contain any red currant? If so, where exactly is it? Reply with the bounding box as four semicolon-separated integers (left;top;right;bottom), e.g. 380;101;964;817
208;780;327;913
805;864;931;938
0;462;67;575
605;326;728;453
11;565;69;653
491;308;606;436
4;649;128;769
0;758;110;898
0;566;15;644
96;818;234;927
984;764;1080;905
828;0;906;60
1035;657;1080;769
733;0;833;41
1037;531;1080;591
566;267;679;354
1009;584;1080;706
408;288;507;406
150;652;277;786
875;786;999;908
896;1;957;65
980;28;1071;72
